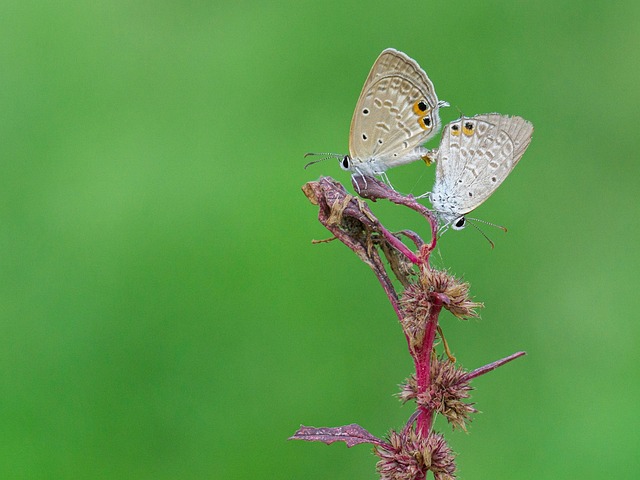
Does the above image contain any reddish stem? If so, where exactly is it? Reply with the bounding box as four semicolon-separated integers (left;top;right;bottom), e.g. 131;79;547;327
378;224;422;265
304;176;447;438
353;175;438;254
414;292;446;437
463;351;527;382
349;176;446;437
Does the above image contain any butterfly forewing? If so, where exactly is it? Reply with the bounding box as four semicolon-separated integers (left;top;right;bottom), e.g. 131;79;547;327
348;48;442;173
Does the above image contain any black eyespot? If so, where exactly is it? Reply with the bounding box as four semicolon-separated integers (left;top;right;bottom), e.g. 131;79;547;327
465;122;473;130
417;101;427;112
362;133;367;140
377;139;383;144
458;179;463;183
451;124;459;131
423;116;431;126
468;192;473;197
491;176;497;182
362;108;369;115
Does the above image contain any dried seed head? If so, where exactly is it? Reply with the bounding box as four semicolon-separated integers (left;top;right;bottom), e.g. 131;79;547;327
375;428;456;480
420;268;482;320
397;375;418;404
399;268;481;349
399;283;432;349
399;358;477;431
424;432;457;480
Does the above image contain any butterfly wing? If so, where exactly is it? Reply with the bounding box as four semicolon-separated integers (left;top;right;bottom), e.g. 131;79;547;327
432;114;533;218
348;48;444;174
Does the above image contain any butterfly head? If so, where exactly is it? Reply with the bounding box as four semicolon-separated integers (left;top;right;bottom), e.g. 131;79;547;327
339;155;352;171
451;216;466;230
434;212;466;232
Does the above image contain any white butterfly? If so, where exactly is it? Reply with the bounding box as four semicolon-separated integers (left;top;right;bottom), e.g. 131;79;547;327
428;114;534;230
306;48;447;182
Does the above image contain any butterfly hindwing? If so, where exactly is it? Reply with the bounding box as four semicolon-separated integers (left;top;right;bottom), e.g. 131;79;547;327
348;48;443;174
432;114;533;220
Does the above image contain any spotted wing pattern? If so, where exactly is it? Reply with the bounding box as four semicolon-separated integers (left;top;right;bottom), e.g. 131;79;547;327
348;48;444;175
430;114;533;224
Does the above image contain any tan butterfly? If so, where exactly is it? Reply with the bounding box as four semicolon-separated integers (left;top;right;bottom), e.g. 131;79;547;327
428;114;534;230
306;48;447;182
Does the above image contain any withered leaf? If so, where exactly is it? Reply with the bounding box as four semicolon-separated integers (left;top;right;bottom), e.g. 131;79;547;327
289;424;387;448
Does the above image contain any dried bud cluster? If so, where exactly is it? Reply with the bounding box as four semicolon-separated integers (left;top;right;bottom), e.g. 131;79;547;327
399;358;477;431
420;268;483;320
375;428;456;480
399;282;432;349
399;267;482;349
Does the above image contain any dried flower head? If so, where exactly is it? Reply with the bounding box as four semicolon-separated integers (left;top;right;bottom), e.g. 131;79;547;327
420;268;483;320
399;268;481;349
399;358;477;431
375;428;456;480
399;282;432;349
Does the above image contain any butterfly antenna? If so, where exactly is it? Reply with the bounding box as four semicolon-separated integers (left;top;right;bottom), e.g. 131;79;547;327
303;152;342;169
467;217;508;233
466;220;496;249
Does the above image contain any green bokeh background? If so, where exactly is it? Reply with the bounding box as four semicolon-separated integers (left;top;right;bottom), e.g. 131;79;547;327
1;1;638;478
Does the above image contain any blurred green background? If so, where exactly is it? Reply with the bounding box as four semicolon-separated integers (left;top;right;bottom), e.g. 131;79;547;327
1;0;638;478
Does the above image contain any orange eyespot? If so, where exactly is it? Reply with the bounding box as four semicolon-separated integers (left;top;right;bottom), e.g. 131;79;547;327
450;124;461;136
462;121;474;136
413;100;430;116
418;115;433;131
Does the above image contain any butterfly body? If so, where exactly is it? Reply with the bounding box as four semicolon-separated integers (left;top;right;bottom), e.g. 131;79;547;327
429;114;534;229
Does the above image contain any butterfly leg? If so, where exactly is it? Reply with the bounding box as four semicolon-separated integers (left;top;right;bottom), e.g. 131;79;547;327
437;222;450;237
352;170;368;193
379;171;394;190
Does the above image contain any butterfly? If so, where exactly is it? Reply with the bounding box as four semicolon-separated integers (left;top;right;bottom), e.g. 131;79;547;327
427;113;534;231
306;48;447;183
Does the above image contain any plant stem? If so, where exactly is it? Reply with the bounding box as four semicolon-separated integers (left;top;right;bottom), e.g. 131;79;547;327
414;292;446;437
463;351;527;382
